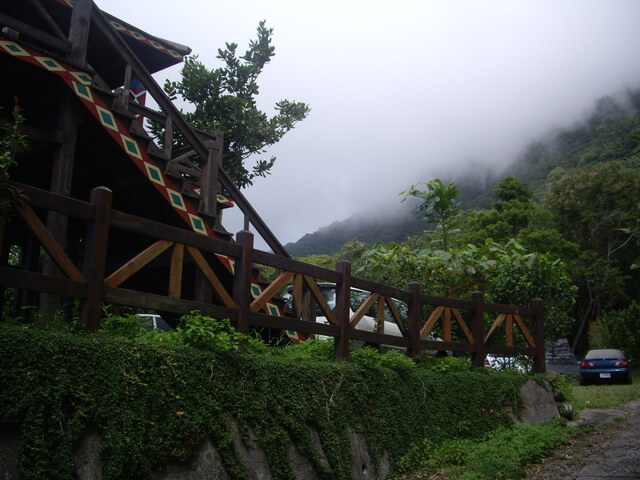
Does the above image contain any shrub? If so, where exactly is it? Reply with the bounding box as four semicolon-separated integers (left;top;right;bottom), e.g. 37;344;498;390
593;301;640;361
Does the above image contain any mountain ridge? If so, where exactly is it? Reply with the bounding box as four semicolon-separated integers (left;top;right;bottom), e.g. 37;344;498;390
285;88;640;257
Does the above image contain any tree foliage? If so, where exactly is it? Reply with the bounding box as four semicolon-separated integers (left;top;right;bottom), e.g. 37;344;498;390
590;301;640;361
164;21;310;188
401;179;461;251
0;97;27;185
357;238;575;339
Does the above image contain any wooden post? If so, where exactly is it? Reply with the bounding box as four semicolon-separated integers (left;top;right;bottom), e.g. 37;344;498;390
164;116;173;158
471;291;486;368
168;243;184;299
199;139;221;219
334;260;351;361
532;298;546;373
116;64;133;110
81;187;112;331
67;0;93;66
40;92;81;318
408;282;421;356
232;231;253;335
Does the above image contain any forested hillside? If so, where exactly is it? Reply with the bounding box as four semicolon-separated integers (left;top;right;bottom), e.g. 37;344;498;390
288;88;640;355
286;89;640;256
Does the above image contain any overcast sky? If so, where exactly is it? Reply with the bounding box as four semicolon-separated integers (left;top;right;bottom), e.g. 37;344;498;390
101;0;640;248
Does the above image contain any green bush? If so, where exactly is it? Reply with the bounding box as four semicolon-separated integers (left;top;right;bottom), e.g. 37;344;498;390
0;324;528;480
593;301;640;361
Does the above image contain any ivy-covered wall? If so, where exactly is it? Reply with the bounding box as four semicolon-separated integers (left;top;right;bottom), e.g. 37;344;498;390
0;325;527;479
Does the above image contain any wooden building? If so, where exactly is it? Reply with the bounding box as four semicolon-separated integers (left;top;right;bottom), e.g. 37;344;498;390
0;0;288;324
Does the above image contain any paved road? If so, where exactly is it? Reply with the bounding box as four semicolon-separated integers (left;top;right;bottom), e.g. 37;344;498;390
525;399;640;479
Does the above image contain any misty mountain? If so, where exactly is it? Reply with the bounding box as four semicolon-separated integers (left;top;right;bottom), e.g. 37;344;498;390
286;209;426;257
285;88;640;257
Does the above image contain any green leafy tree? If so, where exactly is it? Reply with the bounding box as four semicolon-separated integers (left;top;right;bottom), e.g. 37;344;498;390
591;301;640;361
543;161;640;347
358;239;576;339
164;21;310;188
485;240;576;340
463;176;537;245
401;179;461;251
0;97;27;186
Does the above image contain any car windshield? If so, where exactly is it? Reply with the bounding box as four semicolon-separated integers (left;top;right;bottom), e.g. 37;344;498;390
584;349;624;360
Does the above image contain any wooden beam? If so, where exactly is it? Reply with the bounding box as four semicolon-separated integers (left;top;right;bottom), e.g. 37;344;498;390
484;313;506;343
385;296;406;333
506;314;513;347
13;200;84;281
81;187;112;331
513;314;536;348
303;275;338;326
67;0;93;66
232;231;253;334
452;308;474;343
420;306;444;340
471;291;486;368
0;13;71;53
334;261;351;360
0;266;86;298
26;0;69;41
376;295;385;334
250;270;294;313
292;273;303;317
185;246;236;308
407;282;421;356
349;293;378;328
104;240;173;287
105;286;237;322
443;307;452;342
168;243;184;299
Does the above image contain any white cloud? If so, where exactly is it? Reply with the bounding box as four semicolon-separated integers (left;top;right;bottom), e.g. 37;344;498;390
101;0;640;248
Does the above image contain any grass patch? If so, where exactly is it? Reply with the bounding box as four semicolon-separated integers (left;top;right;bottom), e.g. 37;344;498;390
570;368;640;410
389;420;574;480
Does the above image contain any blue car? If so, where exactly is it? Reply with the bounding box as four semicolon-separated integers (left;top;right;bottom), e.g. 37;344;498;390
579;348;632;385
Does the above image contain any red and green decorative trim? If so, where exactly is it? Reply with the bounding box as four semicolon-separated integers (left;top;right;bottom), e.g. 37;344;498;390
54;0;185;61
1;36;303;342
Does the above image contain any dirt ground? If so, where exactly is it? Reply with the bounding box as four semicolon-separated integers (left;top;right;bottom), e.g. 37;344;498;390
523;399;640;480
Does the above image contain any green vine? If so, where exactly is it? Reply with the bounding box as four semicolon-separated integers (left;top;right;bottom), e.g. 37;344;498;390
0;324;527;479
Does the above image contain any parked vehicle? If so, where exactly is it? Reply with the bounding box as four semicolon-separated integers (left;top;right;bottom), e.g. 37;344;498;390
285;283;448;356
135;313;172;331
484;354;529;373
579;348;631;385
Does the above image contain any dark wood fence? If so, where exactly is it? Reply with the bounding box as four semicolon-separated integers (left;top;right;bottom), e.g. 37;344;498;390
0;183;546;372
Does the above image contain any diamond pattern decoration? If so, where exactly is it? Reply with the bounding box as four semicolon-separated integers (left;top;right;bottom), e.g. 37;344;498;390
120;134;142;160
144;162;165;186
35;56;65;71
72;81;94;103
188;214;207;235
0;41;28;56
266;303;279;316
70;71;92;85
167;189;187;211
251;283;262;299
53;0;183;61
96;106;118;132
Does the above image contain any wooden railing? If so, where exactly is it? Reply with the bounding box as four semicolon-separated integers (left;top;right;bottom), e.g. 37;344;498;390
0;184;546;372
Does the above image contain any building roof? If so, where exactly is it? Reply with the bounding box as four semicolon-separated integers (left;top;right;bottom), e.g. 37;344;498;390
1;0;191;88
